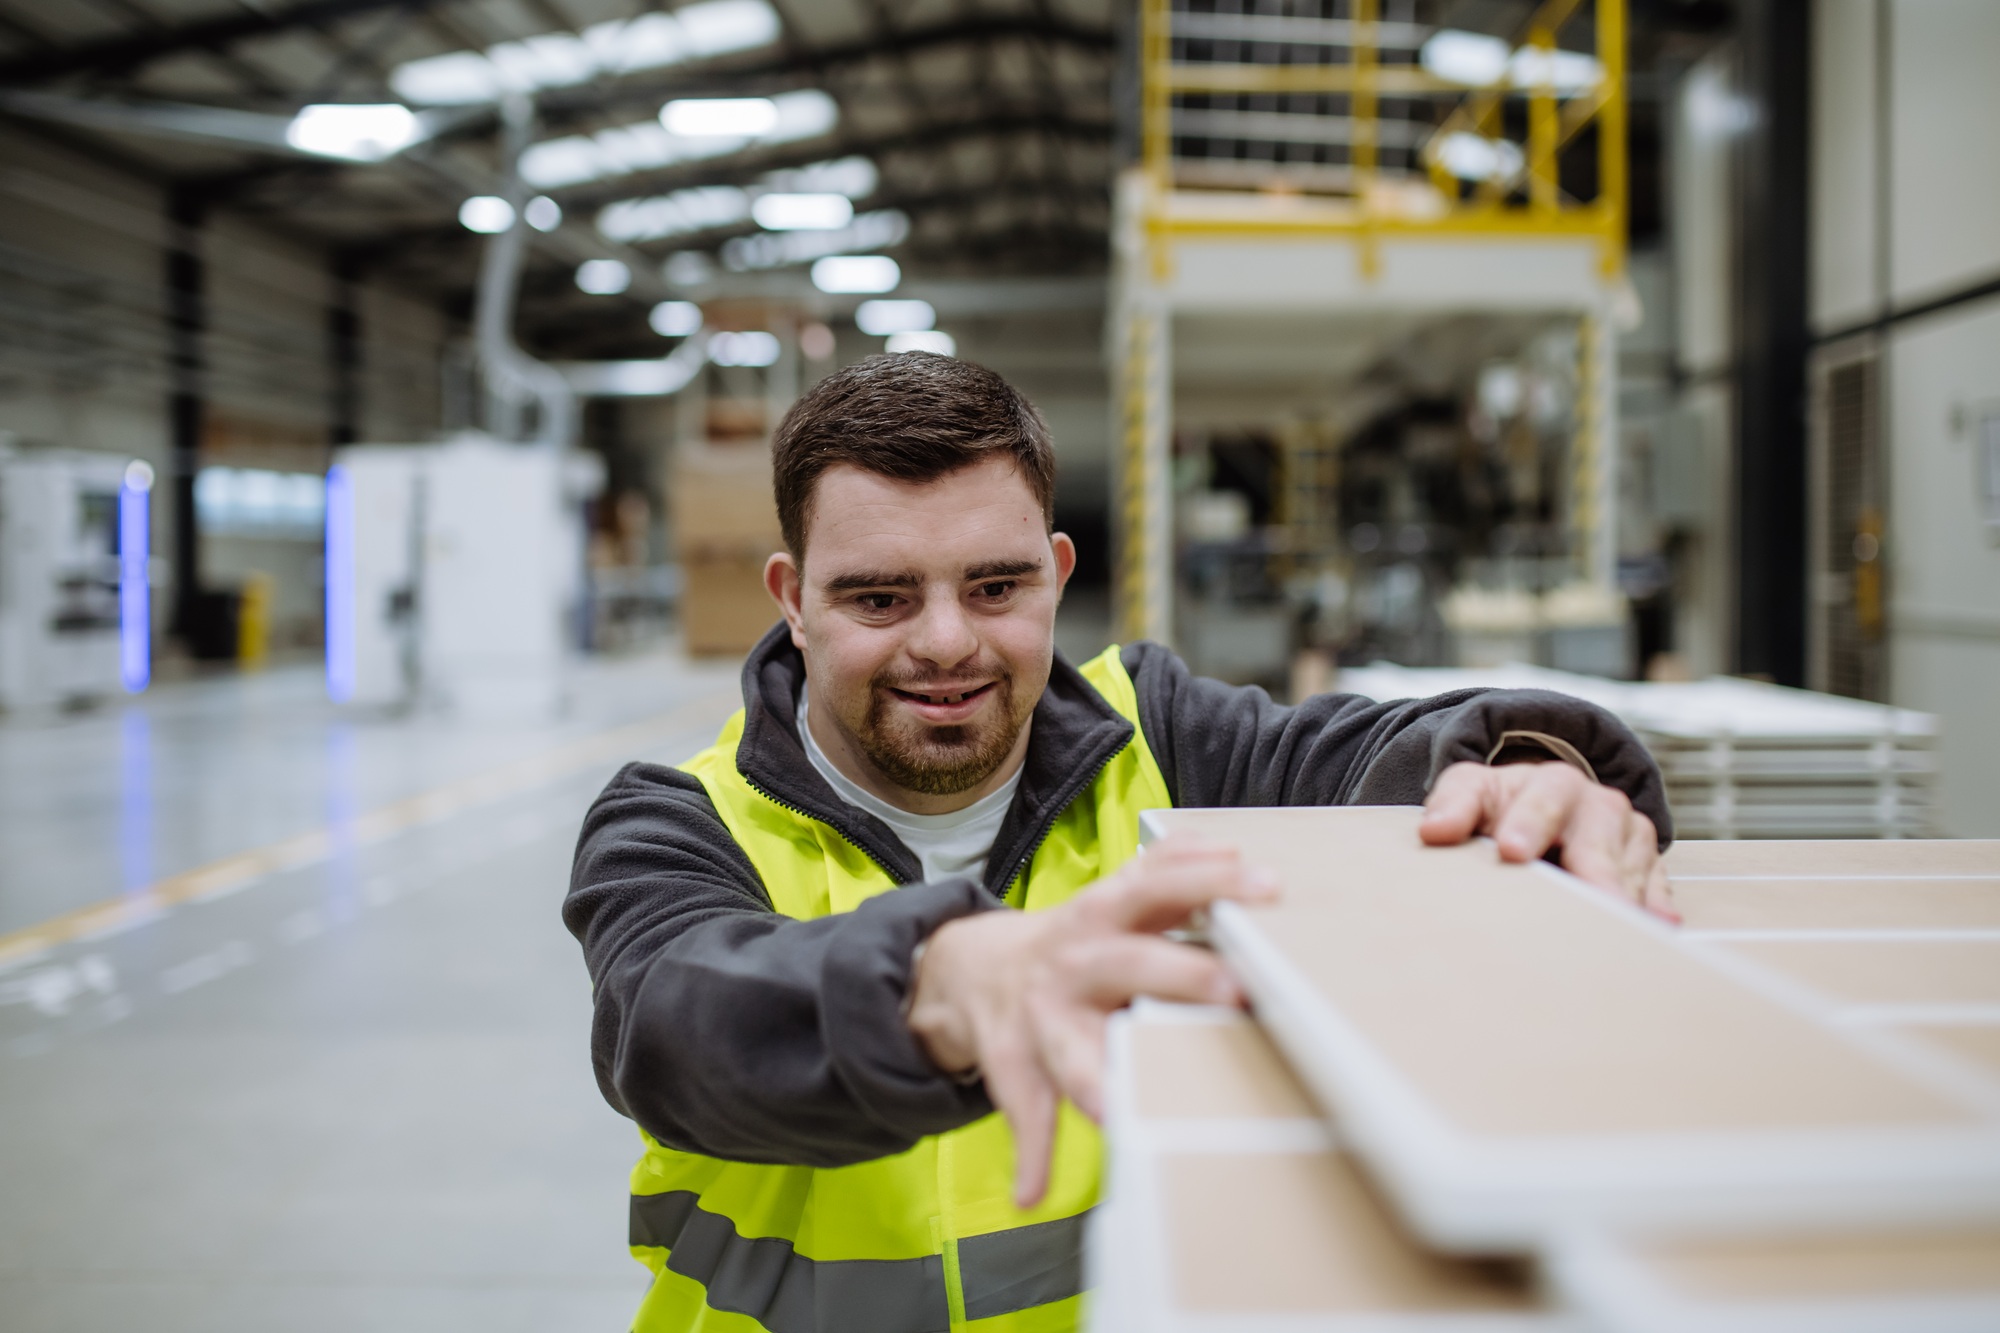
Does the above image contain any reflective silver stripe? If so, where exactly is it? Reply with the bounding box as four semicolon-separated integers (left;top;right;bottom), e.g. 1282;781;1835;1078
631;1191;949;1333
957;1209;1093;1321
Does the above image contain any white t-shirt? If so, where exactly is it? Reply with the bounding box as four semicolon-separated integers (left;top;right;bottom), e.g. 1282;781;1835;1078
797;686;1022;886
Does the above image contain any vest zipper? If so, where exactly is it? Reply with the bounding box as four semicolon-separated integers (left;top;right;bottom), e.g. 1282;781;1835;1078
741;777;915;885
998;736;1130;907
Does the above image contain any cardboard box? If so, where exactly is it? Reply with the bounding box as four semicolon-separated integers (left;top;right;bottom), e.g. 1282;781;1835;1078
680;551;778;657
671;442;780;553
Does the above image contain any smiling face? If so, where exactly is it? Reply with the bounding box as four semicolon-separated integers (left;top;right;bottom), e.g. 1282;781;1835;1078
765;455;1077;815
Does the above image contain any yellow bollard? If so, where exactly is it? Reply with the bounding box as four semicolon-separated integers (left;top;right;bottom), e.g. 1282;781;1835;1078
237;572;272;669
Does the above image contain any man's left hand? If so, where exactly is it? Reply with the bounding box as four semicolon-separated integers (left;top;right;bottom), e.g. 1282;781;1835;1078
1419;761;1676;921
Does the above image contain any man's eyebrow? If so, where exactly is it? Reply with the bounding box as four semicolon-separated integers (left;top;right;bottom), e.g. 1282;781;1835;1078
822;568;923;593
965;558;1044;581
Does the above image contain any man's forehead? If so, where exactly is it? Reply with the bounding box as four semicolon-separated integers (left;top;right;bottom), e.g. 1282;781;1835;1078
802;458;1048;561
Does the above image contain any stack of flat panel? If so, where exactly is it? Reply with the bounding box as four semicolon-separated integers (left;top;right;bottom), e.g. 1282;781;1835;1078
1091;809;2000;1333
1094;1001;1567;1332
1337;664;1939;839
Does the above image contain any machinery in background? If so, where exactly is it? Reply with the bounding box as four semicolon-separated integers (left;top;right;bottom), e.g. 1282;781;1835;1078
325;434;602;718
0;445;152;710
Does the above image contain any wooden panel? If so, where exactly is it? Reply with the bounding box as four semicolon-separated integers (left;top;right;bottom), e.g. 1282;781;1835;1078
1718;939;2000;1007
1132;1017;1318;1122
1148;806;2000;1247
1164;1153;1533;1315
1910;1027;2000;1079
1677;877;2000;930
1666;839;2000;878
1639;1229;2000;1301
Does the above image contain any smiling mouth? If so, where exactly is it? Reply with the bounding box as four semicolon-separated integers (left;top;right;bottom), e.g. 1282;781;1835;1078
890;682;996;707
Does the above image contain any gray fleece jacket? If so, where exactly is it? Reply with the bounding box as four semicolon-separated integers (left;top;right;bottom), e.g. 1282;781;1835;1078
564;624;1670;1168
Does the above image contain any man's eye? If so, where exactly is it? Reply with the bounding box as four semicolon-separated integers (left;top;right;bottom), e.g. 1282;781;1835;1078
977;582;1014;599
858;594;898;611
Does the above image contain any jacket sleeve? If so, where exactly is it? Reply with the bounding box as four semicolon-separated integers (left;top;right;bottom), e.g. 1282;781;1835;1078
1120;643;1672;845
563;761;999;1167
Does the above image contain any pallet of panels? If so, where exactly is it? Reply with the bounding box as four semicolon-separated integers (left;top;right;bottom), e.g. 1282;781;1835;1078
1336;665;1939;839
1140;807;2000;1251
1091;1000;1571;1332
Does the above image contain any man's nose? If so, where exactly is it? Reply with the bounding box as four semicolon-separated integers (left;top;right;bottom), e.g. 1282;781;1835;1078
906;592;979;669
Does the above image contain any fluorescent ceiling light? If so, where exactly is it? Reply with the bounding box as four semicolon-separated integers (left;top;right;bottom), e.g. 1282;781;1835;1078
855;299;935;335
811;255;900;293
664;251;716;287
1420;30;1509;87
752;193;853;230
598;185;750;243
1507;46;1604;93
459;195;515;233
576;259;632;295
390;0;780;104
285;103;421;161
1420;30;1603;94
1434;132;1523;182
663;97;777;136
724;208;908;272
885;331;955;356
523;195;563;231
521;88;836;189
708;330;781;367
595;157;876;244
762;155;878;199
650;301;703;337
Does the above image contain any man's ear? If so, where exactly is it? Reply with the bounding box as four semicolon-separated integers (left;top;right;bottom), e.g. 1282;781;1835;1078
764;551;809;650
1050;532;1078;596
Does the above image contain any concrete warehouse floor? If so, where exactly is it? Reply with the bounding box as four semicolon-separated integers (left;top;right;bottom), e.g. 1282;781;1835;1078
0;645;741;1332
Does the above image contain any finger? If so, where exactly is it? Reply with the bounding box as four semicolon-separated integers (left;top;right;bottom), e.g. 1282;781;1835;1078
1555;786;1634;894
1492;764;1586;862
1420;762;1496;845
1034;1002;1110;1122
982;1033;1061;1208
1616;810;1657;903
1067;935;1244;1010
1088;857;1280;933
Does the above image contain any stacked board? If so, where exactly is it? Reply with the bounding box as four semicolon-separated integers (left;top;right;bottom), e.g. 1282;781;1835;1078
1091;811;2000;1333
1337;665;1938;839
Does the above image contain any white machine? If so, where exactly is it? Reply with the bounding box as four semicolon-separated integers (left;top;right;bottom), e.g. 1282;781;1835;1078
0;446;143;710
325;433;601;719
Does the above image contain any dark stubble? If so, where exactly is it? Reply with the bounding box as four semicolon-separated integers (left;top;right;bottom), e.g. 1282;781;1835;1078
852;666;1033;796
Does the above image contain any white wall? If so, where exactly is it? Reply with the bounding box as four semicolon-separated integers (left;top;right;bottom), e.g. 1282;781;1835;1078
1886;304;2000;835
1887;0;2000;307
1810;0;2000;833
1810;0;1880;330
0;123;453;651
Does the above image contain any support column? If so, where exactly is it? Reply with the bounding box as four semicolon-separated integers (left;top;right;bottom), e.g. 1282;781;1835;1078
165;188;206;638
1113;291;1172;647
1574;310;1620;589
329;252;363;448
1731;0;1812;684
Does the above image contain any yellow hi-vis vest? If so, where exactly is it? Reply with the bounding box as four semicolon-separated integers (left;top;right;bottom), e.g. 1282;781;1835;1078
627;645;1170;1333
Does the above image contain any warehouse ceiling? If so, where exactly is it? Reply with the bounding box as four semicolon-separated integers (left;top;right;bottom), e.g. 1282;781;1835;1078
0;0;1118;357
0;0;1726;358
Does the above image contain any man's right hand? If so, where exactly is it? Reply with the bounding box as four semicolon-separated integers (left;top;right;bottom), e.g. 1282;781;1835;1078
904;838;1279;1208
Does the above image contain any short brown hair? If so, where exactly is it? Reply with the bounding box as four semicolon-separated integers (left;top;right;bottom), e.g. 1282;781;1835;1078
770;352;1056;556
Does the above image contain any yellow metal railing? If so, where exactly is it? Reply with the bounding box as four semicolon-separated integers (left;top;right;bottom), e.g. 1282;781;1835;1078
1137;0;1627;273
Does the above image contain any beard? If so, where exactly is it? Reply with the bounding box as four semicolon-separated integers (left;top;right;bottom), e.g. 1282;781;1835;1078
848;665;1032;796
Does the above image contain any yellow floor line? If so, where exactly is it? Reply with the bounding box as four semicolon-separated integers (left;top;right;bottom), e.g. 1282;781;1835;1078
0;689;737;972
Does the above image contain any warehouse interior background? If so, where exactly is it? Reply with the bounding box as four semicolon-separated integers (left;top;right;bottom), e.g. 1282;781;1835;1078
1;0;1997;1328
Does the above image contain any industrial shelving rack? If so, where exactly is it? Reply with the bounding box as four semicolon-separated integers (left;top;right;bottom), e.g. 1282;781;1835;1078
1110;0;1632;647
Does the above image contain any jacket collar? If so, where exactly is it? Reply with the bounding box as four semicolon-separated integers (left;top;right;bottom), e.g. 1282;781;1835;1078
733;622;1134;899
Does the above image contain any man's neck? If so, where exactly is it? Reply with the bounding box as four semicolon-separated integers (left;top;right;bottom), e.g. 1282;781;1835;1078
803;696;1031;817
